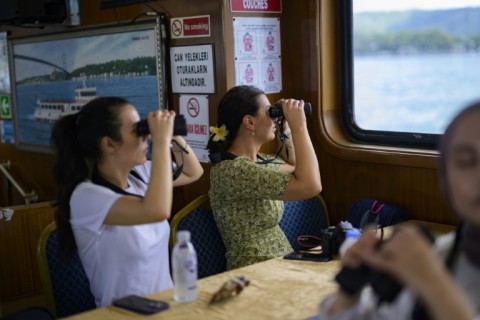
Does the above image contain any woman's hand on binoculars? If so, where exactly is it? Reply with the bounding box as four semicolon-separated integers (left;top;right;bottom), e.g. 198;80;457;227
279;99;307;132
364;227;442;294
147;110;176;142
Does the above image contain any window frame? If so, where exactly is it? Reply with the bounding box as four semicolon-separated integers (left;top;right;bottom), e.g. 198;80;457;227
338;0;440;149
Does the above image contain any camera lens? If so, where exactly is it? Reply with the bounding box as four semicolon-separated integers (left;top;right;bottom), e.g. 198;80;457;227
136;114;188;136
268;102;312;118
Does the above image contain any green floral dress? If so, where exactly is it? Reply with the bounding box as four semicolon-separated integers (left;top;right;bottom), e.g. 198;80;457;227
209;153;292;270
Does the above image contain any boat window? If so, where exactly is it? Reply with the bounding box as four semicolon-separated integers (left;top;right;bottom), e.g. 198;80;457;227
339;0;480;148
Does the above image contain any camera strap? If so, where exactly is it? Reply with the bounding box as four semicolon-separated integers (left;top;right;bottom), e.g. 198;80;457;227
256;117;290;164
277;117;291;159
296;235;322;249
171;140;189;181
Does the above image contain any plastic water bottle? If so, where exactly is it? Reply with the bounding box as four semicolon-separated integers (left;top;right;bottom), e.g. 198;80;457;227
172;230;198;303
339;228;361;257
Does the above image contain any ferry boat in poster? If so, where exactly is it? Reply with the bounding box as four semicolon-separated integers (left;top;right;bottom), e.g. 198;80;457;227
33;82;96;121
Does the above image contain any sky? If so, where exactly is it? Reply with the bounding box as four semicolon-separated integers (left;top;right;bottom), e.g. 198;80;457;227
12;28;156;81
354;0;480;13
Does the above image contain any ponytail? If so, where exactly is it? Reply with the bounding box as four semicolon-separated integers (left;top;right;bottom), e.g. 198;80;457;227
51;113;89;258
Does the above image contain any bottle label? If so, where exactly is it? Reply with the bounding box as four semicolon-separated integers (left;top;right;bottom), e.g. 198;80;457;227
174;256;198;287
185;258;196;273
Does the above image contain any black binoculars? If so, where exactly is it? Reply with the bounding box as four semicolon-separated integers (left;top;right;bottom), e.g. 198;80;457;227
335;224;434;303
136;114;188;136
268;101;312;118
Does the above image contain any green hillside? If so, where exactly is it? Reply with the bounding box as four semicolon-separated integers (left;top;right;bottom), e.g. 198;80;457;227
355;8;480;38
354;8;480;53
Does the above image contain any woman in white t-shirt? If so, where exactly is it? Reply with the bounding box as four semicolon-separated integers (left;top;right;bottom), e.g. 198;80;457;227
50;96;203;307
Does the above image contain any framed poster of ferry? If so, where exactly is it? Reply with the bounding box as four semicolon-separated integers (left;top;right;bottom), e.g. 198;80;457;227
8;17;168;152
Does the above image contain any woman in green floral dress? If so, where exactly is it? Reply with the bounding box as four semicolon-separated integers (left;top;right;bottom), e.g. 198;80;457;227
207;85;322;270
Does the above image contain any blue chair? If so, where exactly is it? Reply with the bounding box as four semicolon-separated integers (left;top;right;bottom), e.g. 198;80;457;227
170;195;227;279
37;222;96;318
2;307;55;320
280;194;330;251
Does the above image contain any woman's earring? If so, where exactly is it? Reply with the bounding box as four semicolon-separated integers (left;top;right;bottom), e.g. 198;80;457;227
251;130;255;136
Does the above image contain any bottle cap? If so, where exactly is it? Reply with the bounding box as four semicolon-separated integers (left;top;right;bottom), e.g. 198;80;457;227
177;230;191;242
345;228;361;239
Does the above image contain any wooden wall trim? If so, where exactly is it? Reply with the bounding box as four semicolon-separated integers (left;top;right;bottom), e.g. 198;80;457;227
0;202;55;303
313;110;440;169
316;0;439;170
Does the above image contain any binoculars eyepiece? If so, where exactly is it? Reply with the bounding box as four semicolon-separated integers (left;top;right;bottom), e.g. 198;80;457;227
136;114;188;136
268;102;312;118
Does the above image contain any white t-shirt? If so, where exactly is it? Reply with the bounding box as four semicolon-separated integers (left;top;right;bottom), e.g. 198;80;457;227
70;162;173;307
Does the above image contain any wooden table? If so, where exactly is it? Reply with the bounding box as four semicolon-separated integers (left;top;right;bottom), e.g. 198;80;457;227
66;257;340;320
383;220;457;238
401;220;456;234
64;220;456;320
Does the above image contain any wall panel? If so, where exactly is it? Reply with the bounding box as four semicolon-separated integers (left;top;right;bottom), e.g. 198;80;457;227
0;202;55;315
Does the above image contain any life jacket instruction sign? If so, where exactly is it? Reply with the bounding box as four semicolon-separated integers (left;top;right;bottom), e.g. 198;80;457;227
170;44;215;94
233;17;282;93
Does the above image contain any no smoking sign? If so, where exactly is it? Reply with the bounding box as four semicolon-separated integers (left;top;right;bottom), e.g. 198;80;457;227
179;95;210;163
187;97;200;118
171;19;183;37
170;15;210;39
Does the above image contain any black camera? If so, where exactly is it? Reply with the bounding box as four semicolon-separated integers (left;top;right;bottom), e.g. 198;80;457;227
136;114;188;136
320;225;348;258
268;101;312;118
335;224;435;303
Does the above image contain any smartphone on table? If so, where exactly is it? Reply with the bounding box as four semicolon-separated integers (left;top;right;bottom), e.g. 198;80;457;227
283;251;332;262
112;294;169;315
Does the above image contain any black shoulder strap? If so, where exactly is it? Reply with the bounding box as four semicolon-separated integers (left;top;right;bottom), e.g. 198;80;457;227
209;151;238;164
91;167;144;198
209;151;285;165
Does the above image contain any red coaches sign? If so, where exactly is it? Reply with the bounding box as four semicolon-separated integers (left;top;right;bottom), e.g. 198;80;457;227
230;0;282;13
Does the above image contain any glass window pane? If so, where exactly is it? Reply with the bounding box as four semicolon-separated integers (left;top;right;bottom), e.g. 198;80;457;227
353;0;480;135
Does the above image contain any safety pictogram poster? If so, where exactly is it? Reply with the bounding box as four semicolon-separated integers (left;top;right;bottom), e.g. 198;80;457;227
233;17;281;93
179;94;210;163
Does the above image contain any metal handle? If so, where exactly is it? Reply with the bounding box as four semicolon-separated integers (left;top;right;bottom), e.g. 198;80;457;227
0;161;38;204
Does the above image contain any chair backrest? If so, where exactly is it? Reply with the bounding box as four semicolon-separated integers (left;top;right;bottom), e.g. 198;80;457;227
37;222;96;318
2;307;55;320
170;195;227;279
280;194;330;251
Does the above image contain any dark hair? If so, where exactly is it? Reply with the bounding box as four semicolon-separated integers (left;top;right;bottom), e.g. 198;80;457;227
50;96;130;258
438;101;480;205
207;85;265;153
